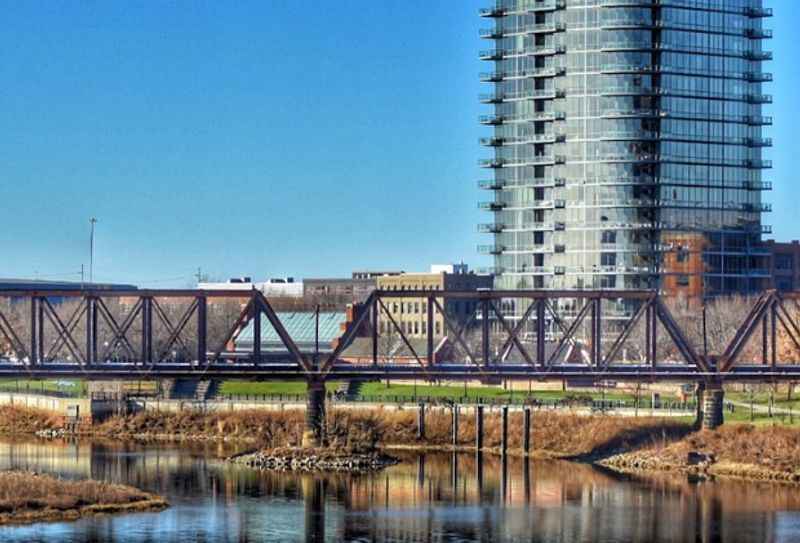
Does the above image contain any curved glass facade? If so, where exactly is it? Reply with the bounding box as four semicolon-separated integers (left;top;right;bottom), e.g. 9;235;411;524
479;0;772;299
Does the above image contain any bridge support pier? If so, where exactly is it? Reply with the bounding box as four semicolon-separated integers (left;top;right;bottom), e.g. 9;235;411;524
702;384;725;430
303;380;326;448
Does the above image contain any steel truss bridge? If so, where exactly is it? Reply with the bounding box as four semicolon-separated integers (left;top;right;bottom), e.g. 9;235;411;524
0;288;799;383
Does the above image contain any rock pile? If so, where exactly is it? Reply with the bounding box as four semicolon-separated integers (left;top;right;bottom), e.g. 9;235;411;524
231;448;398;473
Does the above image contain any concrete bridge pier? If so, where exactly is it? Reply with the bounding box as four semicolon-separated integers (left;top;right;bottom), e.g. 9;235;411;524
702;383;725;430
303;380;326;448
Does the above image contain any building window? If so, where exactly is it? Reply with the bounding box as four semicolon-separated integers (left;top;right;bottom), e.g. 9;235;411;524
601;253;616;267
676;247;689;263
677;274;690;287
413;321;419;334
435;322;441;335
776;254;793;271
601;230;616;244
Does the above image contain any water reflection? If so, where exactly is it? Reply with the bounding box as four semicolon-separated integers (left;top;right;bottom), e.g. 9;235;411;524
0;438;798;542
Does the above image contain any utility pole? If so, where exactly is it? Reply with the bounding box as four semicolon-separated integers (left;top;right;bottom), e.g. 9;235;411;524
89;218;98;284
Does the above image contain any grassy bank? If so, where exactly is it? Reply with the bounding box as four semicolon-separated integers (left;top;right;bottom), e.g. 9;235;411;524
0;471;167;525
0;404;689;459
600;424;800;483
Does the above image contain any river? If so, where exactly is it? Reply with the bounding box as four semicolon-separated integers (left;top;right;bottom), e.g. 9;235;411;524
0;437;799;542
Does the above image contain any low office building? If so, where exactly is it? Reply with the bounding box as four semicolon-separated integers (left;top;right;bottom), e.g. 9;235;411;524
376;265;492;339
303;277;377;305
763;240;800;292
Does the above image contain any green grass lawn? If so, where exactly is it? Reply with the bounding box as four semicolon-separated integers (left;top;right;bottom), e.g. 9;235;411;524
218;381;342;396
217;380;638;403
0;379;86;396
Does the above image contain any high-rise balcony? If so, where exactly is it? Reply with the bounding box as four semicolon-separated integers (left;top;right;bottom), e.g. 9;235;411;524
745;137;773;148
745;159;772;169
600;131;659;141
583;176;656;186
479;111;566;125
479;89;566;103
658;133;773;147
744;71;773;82
477;244;505;255
602;1;771;18
479;133;565;146
503;222;555;232
480;67;566;81
479;155;566;168
479;45;566;60
479;0;566;17
745;27;772;39
477;223;505;234
744;50;773;61
500;200;555;211
477;179;504;190
745;115;773;126
480;22;565;39
478;201;507;211
504;245;554;254
601;42;773;62
602;109;663;119
478;177;560;190
743;181;772;191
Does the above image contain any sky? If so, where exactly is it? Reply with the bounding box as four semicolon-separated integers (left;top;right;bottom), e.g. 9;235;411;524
1;1;797;287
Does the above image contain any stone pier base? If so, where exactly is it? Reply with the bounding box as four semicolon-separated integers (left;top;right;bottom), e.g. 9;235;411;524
702;387;724;430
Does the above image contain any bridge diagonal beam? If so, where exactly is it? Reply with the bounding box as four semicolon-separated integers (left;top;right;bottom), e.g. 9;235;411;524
432;298;484;374
498;301;537;362
46;299;88;361
374;298;429;374
654;297;705;371
41;297;85;366
152;298;197;362
720;292;774;372
601;296;652;368
0;307;30;364
775;299;800;359
547;301;592;368
489;300;535;367
319;292;378;376
96;298;142;361
254;291;311;374
208;297;255;365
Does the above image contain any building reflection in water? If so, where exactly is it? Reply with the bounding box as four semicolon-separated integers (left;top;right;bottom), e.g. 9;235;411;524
0;438;799;542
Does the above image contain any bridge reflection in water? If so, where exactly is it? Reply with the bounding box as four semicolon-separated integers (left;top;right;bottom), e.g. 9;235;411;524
0;439;799;542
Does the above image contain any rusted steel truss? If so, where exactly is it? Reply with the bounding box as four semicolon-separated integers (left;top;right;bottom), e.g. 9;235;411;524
0;288;798;382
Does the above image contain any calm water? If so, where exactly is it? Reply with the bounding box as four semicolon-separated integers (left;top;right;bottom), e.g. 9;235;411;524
0;438;799;542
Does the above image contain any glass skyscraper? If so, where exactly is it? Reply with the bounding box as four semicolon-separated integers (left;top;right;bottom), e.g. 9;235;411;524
479;0;772;300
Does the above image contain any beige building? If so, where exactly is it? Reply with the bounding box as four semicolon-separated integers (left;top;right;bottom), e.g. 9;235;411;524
375;264;492;339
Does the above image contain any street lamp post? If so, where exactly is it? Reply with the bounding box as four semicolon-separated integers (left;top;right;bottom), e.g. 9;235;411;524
89;218;98;284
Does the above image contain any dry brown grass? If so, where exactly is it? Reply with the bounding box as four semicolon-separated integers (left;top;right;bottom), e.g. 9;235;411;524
0;404;692;458
329;408;690;457
0;470;166;524
0;405;60;434
646;424;800;473
94;409;307;446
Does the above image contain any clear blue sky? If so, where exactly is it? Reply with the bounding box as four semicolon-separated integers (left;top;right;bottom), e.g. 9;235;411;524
1;1;796;287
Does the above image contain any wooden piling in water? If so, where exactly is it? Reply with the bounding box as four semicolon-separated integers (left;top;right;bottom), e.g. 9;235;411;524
451;404;459;447
523;407;531;454
475;405;484;451
501;405;509;456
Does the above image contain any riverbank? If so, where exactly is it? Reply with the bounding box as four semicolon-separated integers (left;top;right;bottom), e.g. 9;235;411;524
0;403;691;458
599;424;800;484
0;470;167;525
4;404;799;485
